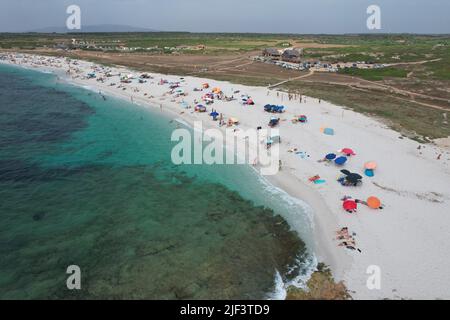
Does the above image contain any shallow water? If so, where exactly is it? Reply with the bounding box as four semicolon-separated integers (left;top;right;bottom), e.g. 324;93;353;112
0;63;312;299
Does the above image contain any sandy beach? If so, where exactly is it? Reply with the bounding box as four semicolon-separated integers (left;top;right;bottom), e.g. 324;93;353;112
2;52;450;300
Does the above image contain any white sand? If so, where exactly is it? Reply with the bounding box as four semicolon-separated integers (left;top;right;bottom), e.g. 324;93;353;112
2;53;450;299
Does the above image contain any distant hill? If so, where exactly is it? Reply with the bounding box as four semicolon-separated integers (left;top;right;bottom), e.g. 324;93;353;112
29;24;160;33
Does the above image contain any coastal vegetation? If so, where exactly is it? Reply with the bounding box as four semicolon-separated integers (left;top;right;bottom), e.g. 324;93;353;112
286;263;351;300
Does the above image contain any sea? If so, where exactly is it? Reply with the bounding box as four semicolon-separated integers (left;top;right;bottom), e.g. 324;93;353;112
0;62;315;299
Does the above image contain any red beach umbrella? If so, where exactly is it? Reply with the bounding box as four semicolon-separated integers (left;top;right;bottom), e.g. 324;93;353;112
341;148;356;156
343;200;357;211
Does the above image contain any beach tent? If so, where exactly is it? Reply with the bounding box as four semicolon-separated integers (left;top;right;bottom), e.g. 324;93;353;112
264;104;284;113
367;196;381;209
334;156;347;165
364;169;374;177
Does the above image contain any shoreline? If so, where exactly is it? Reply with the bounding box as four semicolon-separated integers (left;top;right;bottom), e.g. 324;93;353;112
2;52;450;299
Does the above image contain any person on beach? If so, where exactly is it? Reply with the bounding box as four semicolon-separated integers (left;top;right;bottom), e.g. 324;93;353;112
160;104;163;111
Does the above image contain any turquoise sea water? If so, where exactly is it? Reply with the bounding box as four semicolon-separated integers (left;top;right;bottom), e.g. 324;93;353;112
0;63;313;299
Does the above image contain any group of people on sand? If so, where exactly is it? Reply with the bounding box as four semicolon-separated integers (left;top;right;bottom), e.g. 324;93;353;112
335;227;362;253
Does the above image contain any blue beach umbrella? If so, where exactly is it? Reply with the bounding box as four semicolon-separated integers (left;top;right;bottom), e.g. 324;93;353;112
365;169;374;177
334;156;348;165
323;128;335;135
325;153;336;160
210;111;219;117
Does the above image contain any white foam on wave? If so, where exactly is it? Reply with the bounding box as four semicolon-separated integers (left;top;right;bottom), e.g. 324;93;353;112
250;167;315;246
266;251;318;300
266;270;287;300
245;167;320;297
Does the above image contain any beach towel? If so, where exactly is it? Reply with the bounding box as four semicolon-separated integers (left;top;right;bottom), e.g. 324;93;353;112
295;151;308;159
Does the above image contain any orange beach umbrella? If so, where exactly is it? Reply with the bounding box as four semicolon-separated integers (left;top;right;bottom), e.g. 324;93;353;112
364;161;377;170
367;196;381;209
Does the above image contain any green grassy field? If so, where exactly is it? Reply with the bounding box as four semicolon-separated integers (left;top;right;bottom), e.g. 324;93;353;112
338;67;408;81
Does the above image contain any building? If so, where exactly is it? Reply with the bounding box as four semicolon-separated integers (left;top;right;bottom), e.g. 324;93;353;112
262;48;281;58
282;49;302;62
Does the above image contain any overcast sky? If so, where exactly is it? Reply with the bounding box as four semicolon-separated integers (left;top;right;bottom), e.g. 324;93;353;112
0;0;449;33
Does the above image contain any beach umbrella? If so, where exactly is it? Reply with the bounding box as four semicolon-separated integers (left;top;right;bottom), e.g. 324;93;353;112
364;169;374;177
334;156;347;165
326;153;337;160
195;104;206;112
298;115;307;122
322;127;334;135
341;148;356;156
365;161;377;170
367;196;381;209
343;200;357;211
210;111;219;117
